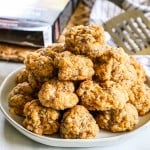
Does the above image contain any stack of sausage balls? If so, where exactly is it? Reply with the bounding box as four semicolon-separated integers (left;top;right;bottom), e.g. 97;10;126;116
8;25;150;139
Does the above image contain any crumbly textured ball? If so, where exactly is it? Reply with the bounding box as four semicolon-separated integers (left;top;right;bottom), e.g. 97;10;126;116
57;50;72;57
65;24;106;58
94;48;137;88
57;53;94;80
44;43;65;61
129;83;150;116
60;105;99;139
9;94;33;116
96;103;139;132
28;73;43;91
76;80;128;111
23;100;60;135
16;68;29;84
9;82;34;96
24;52;54;82
130;56;146;83
54;51;72;67
46;43;65;54
38;79;79;110
8;82;34;116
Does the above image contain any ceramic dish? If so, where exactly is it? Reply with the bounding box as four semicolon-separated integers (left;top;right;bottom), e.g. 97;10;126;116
0;66;150;147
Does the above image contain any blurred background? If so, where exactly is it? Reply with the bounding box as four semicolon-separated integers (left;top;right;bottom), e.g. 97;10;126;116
0;0;149;61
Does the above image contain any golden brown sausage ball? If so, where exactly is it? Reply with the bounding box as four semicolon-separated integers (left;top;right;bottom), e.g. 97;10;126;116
38;79;79;110
23;100;60;135
129;83;150;116
8;82;34;116
24;52;54;82
39;43;66;63
130;56;146;83
65;24;106;58
54;51;72;68
28;73;43;91
76;80;128;111
95;103;139;132
57;53;94;81
9;82;34;96
8;94;33;116
16;68;29;84
94;48;137;88
60;105;99;139
45;43;65;54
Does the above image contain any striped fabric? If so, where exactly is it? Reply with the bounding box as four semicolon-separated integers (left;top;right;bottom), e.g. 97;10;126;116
122;0;150;18
90;0;150;66
90;0;149;25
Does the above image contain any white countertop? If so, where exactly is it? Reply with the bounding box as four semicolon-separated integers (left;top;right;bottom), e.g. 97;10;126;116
0;61;150;150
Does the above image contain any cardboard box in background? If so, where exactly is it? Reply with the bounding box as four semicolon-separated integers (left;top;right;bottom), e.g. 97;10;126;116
0;0;80;48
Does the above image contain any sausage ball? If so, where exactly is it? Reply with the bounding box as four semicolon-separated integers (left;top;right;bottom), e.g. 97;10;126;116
23;100;60;135
42;43;65;62
24;51;54;82
38;79;79;110
60;105;99;139
130;56;146;84
95;103;139;132
45;43;65;54
16;68;29;84
28;73;43;91
129;83;150;116
54;51;72;67
57;53;94;81
94;48;137;88
9;82;34;97
8;82;34;116
65;24;106;58
76;80;128;111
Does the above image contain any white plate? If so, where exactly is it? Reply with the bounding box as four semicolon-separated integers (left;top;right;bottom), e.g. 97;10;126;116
0;67;150;147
